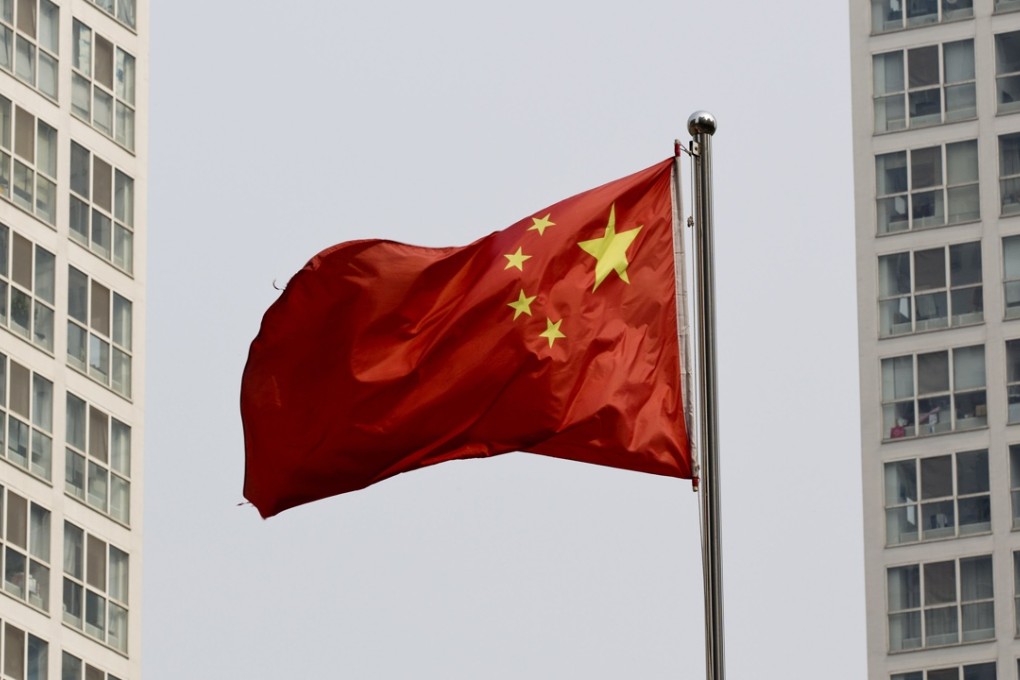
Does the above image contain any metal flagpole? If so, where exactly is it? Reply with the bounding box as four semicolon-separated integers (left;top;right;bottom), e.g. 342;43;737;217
688;110;724;680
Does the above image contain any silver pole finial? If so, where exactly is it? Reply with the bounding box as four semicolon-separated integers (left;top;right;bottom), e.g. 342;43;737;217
687;111;718;137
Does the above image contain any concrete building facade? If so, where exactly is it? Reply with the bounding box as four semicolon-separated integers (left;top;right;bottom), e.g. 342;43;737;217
0;0;146;677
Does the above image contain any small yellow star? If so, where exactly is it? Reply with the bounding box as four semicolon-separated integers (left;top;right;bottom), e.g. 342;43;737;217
577;204;642;291
504;246;532;271
508;289;537;320
539;318;565;348
528;214;555;236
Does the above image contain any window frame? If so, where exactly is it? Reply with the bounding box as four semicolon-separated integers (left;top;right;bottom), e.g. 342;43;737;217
65;391;131;525
0;0;59;100
874;40;977;133
887;555;995;652
878;240;983;337
881;345;987;441
61;522;129;654
0;224;55;353
66;267;133;399
876;140;980;234
0;485;50;613
0;352;53;481
885;449;991;546
69;140;135;274
70;19;136;153
872;0;973;34
0;96;57;226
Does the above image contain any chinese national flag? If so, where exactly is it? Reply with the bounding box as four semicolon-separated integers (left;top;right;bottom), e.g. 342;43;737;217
241;159;692;518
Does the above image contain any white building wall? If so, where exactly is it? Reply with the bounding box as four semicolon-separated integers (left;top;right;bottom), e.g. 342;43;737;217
0;0;145;677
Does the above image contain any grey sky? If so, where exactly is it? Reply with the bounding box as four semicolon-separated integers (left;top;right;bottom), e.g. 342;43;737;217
145;1;861;677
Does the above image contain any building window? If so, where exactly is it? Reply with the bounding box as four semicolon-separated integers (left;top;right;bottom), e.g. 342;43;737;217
0;96;57;225
85;0;136;30
62;652;123;680
879;241;982;337
877;141;979;234
62;523;129;653
1000;0;1020;13
0;353;52;480
0;621;47;680
882;345;986;440
999;32;1020;113
1006;340;1020;423
888;555;994;651
1005;236;1020;319
874;41;976;132
0;0;59;100
66;393;131;525
872;0;973;33
0;224;54;352
67;267;132;399
69;141;134;273
0;487;49;612
885;450;989;545
71;20;135;152
893;662;995;680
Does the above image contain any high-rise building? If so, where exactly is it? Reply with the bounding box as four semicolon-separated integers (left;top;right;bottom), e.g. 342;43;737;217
0;0;146;677
851;1;1020;678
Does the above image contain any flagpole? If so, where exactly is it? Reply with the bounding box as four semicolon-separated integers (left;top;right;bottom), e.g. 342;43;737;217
688;110;724;680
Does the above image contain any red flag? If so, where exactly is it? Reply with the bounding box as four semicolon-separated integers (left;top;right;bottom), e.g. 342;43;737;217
241;159;691;517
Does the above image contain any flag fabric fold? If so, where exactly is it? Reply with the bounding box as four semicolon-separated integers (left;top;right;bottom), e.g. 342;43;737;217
241;159;691;518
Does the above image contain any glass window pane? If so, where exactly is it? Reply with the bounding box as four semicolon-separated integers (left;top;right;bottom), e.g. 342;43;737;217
883;355;914;400
28;504;48;561
908;46;939;88
94;35;113;89
34;246;53;304
879;253;911;297
38;1;57;53
945;40;976;83
85;535;105;590
115;49;134;105
114;170;133;226
31;374;51;430
89;280;109;335
67;267;87;324
998;31;1020;75
955;345;986;389
921;455;953;498
925;560;957;604
113;295;130;349
66;393;85;450
875;52;904;95
914;248;946;290
958;450;990;494
917;351;949;393
4;622;24;680
36;121;55;177
878;152;908;195
63;522;82;577
70;142;89;197
948;140;979;184
912;147;943;189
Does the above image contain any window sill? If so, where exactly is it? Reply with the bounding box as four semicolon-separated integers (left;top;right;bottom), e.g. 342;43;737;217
61;621;130;660
64;489;131;530
879;317;984;340
883;423;988;444
886;527;991;549
888;635;995;655
876;217;982;239
870;13;974;37
873;114;978;137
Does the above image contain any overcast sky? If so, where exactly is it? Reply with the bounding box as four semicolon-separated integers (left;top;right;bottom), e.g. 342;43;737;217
144;1;861;678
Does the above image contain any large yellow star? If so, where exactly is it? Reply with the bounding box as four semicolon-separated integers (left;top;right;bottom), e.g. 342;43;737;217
504;247;531;271
528;214;555;236
577;205;642;291
539;318;565;347
508;289;536;320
